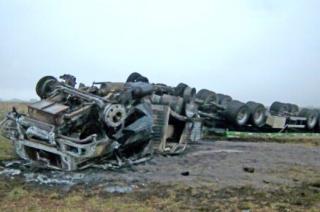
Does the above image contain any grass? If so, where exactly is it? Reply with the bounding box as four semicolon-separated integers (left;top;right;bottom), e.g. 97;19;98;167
0;102;27;161
0;135;15;160
0;102;27;120
204;130;320;146
0;179;319;211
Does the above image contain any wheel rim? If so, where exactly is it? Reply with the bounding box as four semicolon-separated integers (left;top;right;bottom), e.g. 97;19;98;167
253;108;265;126
237;108;249;126
307;115;317;129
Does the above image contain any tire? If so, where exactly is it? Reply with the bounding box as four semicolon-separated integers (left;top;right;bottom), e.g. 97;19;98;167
270;101;289;115
224;100;250;127
246;101;267;127
286;103;299;115
196;89;218;104
126;72;149;83
299;109;318;130
196;89;210;99
175;83;196;102
126;72;141;82
135;76;149;83
183;86;196;102
36;76;58;99
175;83;188;97
217;94;232;106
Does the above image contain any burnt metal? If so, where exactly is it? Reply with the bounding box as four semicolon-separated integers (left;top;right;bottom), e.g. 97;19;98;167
1;75;155;171
2;72;314;172
0;73;201;171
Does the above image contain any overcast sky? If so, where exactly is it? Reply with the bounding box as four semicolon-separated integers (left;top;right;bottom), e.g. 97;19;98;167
0;0;319;106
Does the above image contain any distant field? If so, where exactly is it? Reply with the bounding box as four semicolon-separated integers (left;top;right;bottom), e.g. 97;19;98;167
0;102;27;160
0;102;27;120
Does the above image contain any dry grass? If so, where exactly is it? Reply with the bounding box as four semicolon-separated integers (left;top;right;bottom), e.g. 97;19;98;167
0;102;27;161
0;102;27;120
0;179;319;211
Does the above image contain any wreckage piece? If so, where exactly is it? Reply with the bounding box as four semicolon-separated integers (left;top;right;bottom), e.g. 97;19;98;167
124;72;201;154
0;76;154;171
150;91;201;155
151;104;201;155
74;72;199;155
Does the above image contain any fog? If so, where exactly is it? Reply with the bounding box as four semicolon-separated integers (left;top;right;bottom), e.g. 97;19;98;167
0;0;319;106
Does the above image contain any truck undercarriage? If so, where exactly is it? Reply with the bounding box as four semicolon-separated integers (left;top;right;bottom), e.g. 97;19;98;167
0;72;319;171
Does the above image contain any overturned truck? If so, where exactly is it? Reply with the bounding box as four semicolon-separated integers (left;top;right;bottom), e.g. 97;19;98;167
0;73;202;171
1;75;156;170
1;72;319;171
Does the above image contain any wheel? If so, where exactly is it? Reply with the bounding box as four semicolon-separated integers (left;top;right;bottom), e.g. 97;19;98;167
196;89;218;104
196;89;210;99
217;94;232;106
36;76;58;99
126;72;149;83
286;103;299;115
126;72;142;82
175;83;196;102
135;76;149;83
183;86;196;102
246;101;266;127
224;100;250;127
299;109;318;130
270;101;289;115
175;83;188;97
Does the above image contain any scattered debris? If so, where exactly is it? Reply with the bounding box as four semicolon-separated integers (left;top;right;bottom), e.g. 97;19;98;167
181;171;190;176
243;167;255;173
0;168;21;176
263;180;270;184
104;185;134;193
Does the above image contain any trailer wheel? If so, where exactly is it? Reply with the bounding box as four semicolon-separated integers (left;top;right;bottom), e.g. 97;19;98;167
299;109;318;130
196;89;218;104
287;103;299;115
175;83;196;102
246;101;267;127
175;83;188;97
270;102;289;115
225;100;250;127
126;72;149;83
36;76;58;99
217;94;232;106
196;89;210;99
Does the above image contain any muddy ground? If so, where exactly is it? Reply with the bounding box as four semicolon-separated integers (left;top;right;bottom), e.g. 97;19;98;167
0;139;319;211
